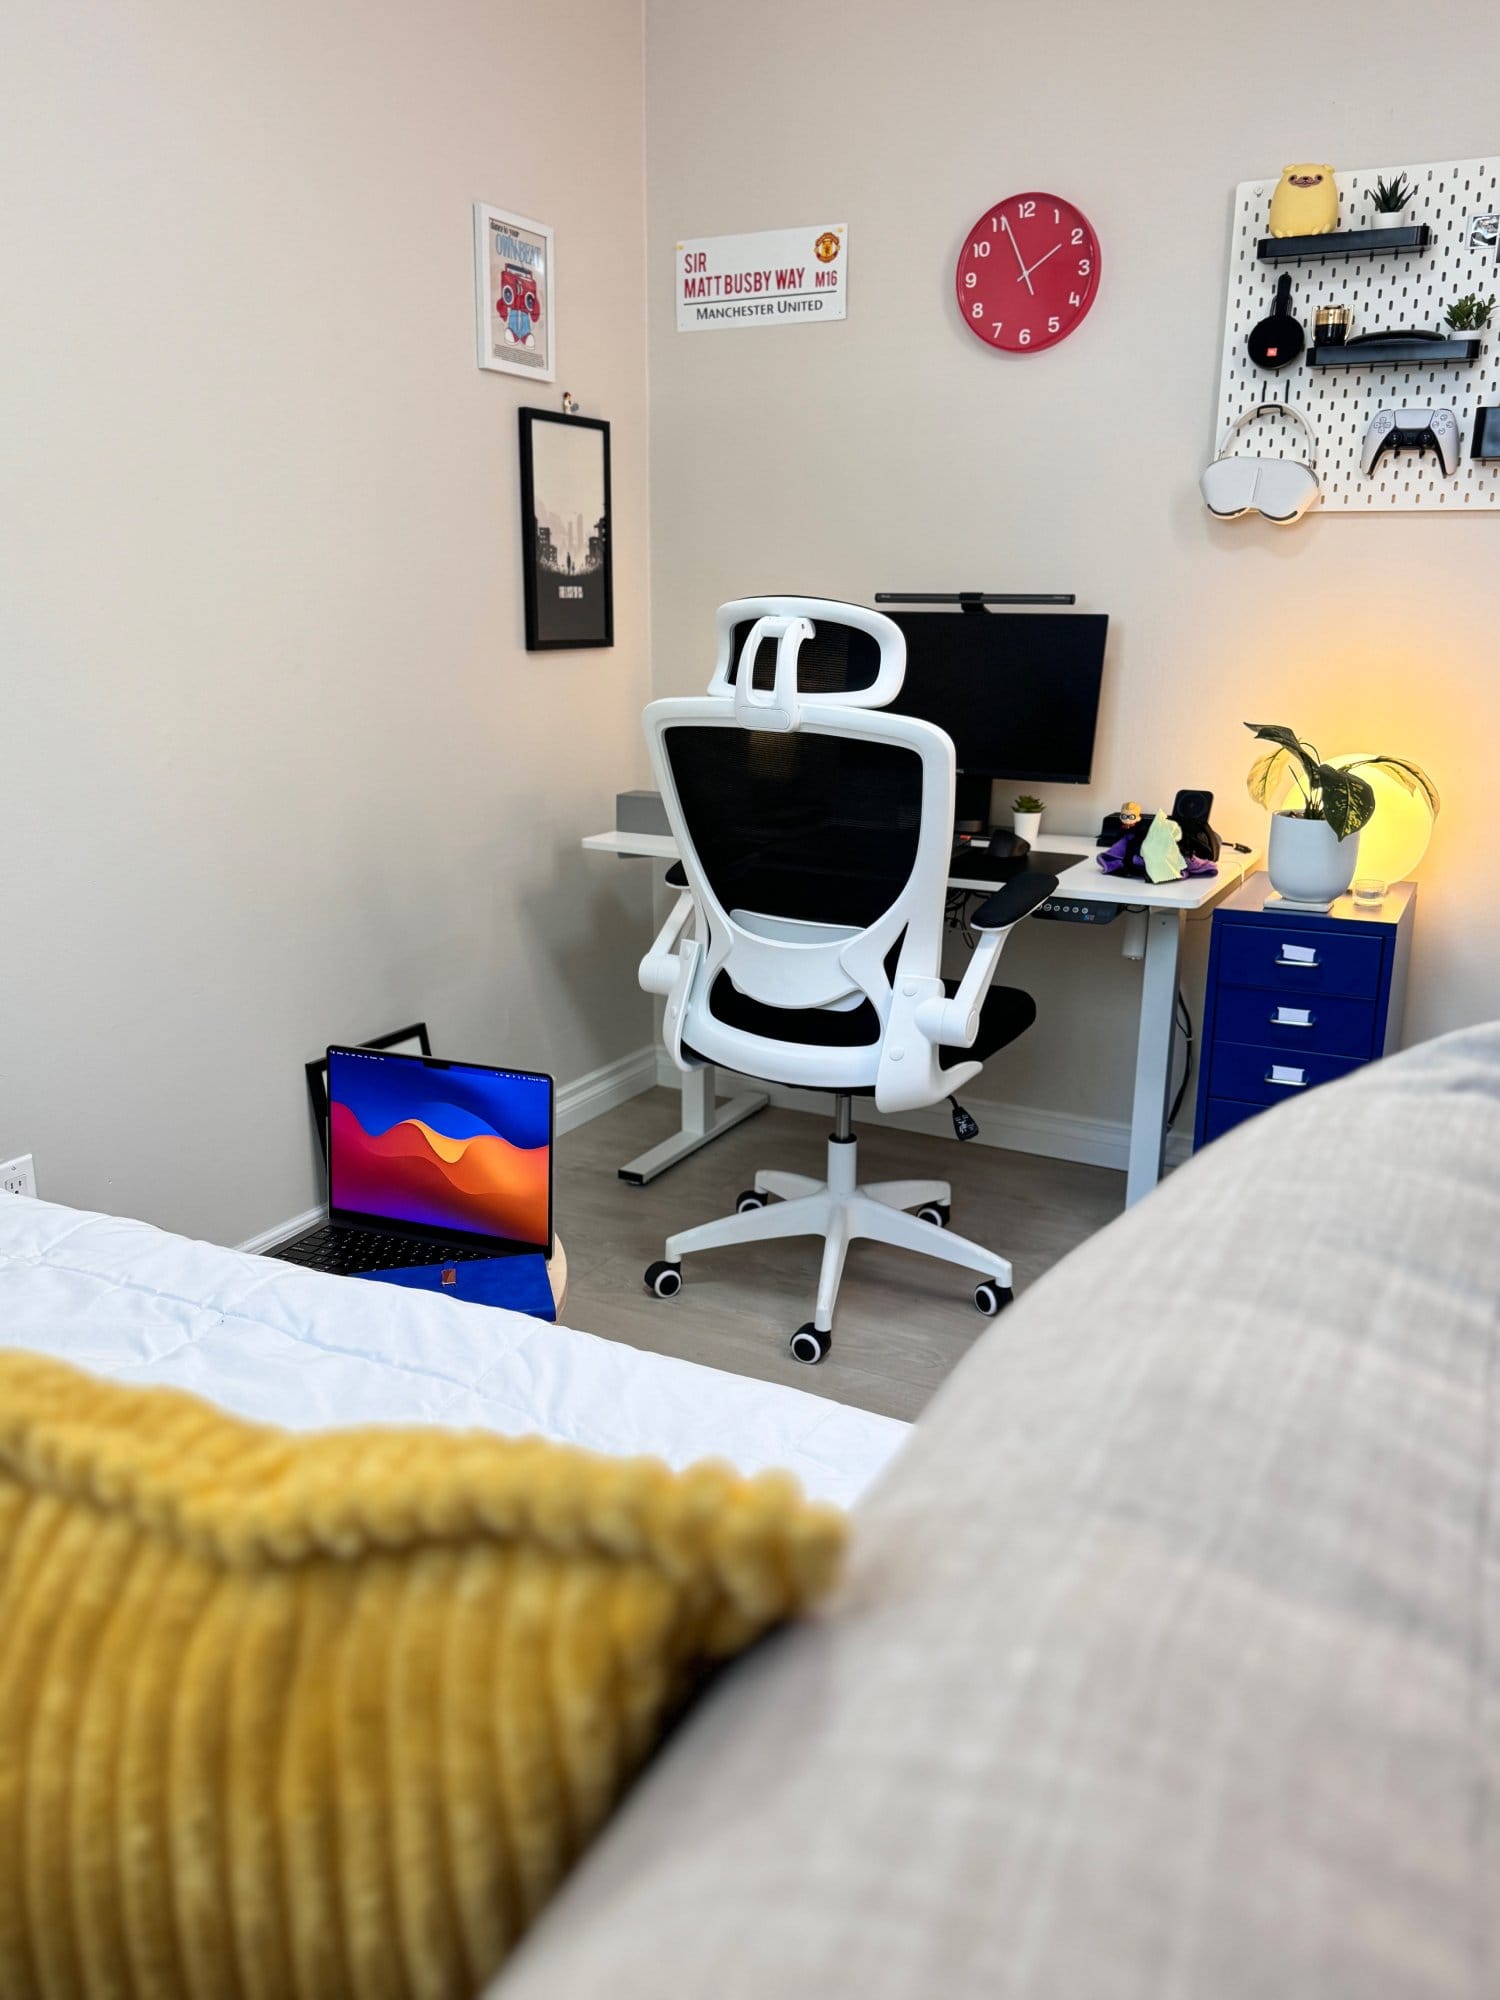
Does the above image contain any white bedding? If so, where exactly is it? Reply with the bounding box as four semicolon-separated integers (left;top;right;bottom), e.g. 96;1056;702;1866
0;1194;907;1507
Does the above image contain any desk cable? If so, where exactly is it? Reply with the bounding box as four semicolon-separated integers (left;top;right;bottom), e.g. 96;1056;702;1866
946;889;1197;1133
1170;987;1195;1129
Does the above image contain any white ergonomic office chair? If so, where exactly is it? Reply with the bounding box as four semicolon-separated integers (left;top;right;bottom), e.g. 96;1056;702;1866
637;598;1056;1364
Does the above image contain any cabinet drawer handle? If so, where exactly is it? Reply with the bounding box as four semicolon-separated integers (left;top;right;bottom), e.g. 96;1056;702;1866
1271;1008;1315;1028
1264;1068;1308;1089
1275;952;1319;969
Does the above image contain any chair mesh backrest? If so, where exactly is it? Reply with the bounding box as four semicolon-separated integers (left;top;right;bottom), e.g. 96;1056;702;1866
659;722;926;932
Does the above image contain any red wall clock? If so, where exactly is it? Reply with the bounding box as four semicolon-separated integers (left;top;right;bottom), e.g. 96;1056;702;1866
955;193;1100;353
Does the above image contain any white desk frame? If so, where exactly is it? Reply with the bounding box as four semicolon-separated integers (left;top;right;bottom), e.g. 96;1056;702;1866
584;829;1258;1206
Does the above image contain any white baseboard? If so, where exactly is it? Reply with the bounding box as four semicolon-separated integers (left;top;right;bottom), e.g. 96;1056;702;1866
653;1052;1190;1174
237;1204;324;1256
556;1044;658;1134
236;1045;659;1253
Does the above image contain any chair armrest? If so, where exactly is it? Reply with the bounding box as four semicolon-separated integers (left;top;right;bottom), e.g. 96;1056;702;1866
971;870;1058;931
639;890;695;997
912;871;1059;1050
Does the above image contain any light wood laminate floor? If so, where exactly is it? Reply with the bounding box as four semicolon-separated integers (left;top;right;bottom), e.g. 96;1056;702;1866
554;1089;1124;1424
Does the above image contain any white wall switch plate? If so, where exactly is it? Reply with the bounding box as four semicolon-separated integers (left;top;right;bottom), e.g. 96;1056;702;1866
0;1154;37;1198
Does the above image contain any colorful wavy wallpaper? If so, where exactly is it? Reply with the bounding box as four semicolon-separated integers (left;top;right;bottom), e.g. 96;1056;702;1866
328;1052;551;1245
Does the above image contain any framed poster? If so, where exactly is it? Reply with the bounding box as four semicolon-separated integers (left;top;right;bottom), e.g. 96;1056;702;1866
304;1022;431;1161
474;204;555;380
519;410;613;650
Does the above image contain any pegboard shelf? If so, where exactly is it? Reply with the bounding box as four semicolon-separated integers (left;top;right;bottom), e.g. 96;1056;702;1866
1216;159;1500;509
1309;336;1481;368
1257;224;1431;263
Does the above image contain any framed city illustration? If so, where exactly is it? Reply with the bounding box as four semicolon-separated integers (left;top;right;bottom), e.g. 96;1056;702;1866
474;204;554;380
518;410;613;650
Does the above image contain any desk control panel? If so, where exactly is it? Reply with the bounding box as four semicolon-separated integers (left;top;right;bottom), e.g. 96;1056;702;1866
1032;898;1122;926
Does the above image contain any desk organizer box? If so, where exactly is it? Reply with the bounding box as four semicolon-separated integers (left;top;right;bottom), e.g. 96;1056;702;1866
1214;158;1500;509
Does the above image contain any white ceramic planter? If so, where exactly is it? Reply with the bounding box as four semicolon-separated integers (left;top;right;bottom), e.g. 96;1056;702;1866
1267;812;1359;902
1013;811;1042;846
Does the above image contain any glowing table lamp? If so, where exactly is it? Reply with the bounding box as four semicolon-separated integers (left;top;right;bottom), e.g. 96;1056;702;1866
1330;752;1439;886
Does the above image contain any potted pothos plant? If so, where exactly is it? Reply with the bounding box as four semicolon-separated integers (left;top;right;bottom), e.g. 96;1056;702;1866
1245;723;1439;903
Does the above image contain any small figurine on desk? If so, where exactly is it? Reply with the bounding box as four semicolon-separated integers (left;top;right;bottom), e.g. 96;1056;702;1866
1098;804;1219;885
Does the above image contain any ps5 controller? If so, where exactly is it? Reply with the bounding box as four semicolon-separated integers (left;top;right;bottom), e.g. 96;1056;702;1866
1361;408;1461;477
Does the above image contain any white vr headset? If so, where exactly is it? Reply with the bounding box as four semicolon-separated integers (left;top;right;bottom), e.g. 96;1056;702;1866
1201;403;1322;526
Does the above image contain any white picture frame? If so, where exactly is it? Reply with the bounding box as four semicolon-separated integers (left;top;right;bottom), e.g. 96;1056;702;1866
473;203;555;381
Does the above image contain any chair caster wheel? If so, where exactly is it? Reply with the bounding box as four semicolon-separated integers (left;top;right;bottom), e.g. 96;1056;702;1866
644;1260;683;1299
973;1280;1013;1318
789;1323;831;1365
916;1202;951;1229
736;1188;768;1213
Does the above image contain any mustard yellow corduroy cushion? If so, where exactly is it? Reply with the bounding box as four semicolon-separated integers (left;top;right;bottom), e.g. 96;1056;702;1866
0;1350;846;2000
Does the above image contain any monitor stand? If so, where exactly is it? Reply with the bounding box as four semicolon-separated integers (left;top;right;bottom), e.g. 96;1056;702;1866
954;770;993;835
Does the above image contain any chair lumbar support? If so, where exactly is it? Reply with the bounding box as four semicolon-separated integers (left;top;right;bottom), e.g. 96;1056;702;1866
643;1094;1013;1363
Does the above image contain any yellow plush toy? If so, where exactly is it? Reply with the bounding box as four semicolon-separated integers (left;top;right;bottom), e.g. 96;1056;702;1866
1269;165;1339;237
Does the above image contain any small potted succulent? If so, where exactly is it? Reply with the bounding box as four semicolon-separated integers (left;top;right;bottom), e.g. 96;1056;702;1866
1011;793;1044;845
1246;723;1439;903
1370;172;1416;226
1445;292;1495;335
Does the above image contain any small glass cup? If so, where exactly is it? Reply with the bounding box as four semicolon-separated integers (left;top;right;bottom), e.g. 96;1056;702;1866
1352;875;1388;905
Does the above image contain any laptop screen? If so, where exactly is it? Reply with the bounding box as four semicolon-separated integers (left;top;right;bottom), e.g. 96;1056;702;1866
326;1046;553;1255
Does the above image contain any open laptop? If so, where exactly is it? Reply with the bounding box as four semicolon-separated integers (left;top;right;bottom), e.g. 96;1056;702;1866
271;1045;554;1276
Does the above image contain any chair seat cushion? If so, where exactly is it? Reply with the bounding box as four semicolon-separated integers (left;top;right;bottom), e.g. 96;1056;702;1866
690;975;1035;1075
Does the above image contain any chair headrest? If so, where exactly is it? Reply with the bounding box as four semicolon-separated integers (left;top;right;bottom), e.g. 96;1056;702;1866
707;599;906;720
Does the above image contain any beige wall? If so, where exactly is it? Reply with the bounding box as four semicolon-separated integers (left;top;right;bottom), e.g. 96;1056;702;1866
645;0;1499;1131
1;0;653;1240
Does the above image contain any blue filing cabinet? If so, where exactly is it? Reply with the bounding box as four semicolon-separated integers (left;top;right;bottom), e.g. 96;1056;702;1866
1193;872;1416;1150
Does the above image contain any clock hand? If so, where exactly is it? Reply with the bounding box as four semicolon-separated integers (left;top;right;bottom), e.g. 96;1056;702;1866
1018;242;1063;283
1000;215;1035;296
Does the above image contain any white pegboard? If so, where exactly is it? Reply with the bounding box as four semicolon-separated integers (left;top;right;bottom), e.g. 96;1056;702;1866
1213;158;1500;509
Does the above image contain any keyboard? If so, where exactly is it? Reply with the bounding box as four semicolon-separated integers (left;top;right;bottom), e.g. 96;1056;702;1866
270;1225;495;1275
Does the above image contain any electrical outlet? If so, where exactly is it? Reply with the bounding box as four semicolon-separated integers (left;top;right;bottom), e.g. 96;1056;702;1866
0;1154;36;1198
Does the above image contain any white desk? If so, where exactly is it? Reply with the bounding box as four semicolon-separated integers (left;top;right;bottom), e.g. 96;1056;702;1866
584;828;1258;1206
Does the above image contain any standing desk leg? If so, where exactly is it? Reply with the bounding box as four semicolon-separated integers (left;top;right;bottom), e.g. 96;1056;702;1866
617;1060;769;1186
1125;910;1182;1208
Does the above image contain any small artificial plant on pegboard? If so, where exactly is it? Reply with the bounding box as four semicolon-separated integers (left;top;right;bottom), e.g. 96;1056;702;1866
1370;172;1415;220
1445;292;1495;333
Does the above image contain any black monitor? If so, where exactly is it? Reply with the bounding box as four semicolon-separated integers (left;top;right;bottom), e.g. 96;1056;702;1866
884;611;1108;787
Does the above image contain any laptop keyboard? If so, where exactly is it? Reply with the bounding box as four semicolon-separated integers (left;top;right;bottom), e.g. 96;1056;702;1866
270;1225;495;1275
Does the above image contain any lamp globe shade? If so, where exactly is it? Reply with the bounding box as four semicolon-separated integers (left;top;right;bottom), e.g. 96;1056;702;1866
1330;753;1435;884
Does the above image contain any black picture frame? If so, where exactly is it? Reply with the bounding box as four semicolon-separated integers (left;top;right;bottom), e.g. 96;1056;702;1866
519;408;613;650
305;1022;431;1161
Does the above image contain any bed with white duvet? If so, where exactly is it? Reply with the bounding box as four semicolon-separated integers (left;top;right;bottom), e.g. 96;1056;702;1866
0;1194;907;1508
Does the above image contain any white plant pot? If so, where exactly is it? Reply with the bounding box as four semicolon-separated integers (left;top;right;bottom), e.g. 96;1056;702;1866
1013;811;1042;845
1267;812;1359;903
